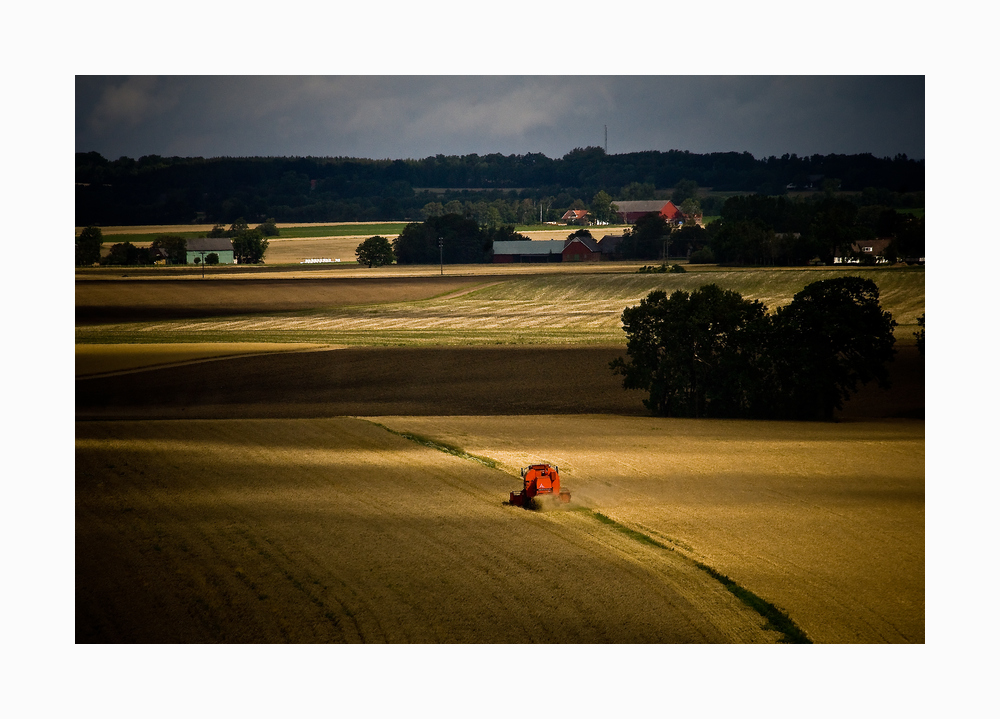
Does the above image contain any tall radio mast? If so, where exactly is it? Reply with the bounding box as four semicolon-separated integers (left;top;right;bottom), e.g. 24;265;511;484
604;125;608;153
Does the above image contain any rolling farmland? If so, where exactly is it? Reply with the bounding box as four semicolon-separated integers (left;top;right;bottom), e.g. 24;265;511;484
76;262;925;643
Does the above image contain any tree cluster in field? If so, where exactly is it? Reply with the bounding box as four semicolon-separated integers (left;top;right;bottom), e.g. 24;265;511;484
702;192;925;265
75;226;181;267
390;214;529;265
75;219;271;266
74;148;923;227
75;226;104;266
610;277;898;420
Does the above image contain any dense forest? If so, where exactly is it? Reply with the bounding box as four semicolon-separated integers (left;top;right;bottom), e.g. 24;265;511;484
75;147;924;227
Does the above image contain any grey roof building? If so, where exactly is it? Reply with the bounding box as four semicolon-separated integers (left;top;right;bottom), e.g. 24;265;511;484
492;239;566;263
185;237;235;265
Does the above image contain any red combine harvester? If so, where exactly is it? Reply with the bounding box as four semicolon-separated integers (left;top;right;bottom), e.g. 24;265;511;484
509;463;571;507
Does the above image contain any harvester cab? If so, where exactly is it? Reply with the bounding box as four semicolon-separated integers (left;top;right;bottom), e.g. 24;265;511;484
509;463;571;507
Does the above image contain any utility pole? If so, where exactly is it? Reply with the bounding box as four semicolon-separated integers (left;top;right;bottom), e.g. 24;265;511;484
604;125;608;154
438;237;444;275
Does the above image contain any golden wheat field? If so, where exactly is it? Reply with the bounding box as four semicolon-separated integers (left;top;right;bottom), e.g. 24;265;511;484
76;417;787;643
372;415;925;644
75;413;923;643
76;268;924;346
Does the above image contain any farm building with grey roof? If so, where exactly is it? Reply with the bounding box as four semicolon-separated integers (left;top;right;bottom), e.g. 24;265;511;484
492;240;566;263
186;237;235;265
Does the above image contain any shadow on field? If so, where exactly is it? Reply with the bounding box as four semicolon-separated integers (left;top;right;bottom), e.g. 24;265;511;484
75;276;486;323
76;344;924;421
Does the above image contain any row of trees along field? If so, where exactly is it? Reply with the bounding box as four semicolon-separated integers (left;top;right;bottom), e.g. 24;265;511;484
615;191;925;265
75;148;923;226
610;277;902;420
75;219;274;266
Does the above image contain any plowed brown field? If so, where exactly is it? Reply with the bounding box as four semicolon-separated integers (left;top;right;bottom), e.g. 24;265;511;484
76;417;784;643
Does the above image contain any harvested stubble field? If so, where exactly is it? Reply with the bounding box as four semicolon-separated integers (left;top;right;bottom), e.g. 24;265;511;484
371;415;925;644
76;267;924;346
76;417;787;643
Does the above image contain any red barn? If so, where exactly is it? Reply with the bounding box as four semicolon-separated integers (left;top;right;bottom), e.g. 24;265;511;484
561;209;590;224
614;200;702;226
562;236;601;262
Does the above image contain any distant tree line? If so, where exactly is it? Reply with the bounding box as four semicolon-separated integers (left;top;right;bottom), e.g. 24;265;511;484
610;277;898;420
75;148;924;226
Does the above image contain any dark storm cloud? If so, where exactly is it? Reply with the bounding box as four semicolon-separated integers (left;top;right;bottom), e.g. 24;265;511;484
75;76;924;161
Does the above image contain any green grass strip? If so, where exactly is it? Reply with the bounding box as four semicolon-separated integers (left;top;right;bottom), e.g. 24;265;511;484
366;421;500;469
588;510;811;644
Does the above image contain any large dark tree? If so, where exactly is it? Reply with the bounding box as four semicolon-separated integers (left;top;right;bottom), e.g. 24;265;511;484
150;235;187;264
611;277;898;420
609;285;768;417
102;241;152;266
618;214;670;260
355;236;395;267
589;190;619;224
769;276;897;420
670;223;708;258
710;219;776;265
76;226;103;266
231;227;268;264
393;213;490;264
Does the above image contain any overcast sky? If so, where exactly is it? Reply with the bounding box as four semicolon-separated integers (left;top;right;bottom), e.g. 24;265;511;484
75;76;924;162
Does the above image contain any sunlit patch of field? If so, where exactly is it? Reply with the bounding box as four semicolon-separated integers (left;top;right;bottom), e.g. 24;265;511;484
76;268;925;346
371;414;925;644
76;417;785;643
